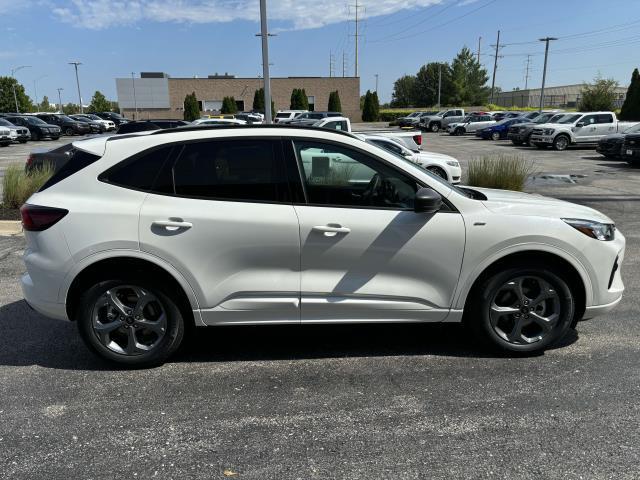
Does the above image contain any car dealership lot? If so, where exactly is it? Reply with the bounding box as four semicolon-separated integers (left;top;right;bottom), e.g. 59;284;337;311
1;131;640;478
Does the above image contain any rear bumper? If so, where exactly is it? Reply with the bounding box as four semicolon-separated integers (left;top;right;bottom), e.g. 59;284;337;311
21;272;69;321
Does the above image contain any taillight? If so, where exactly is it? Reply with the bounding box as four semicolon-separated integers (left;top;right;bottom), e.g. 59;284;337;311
413;134;422;146
20;204;68;231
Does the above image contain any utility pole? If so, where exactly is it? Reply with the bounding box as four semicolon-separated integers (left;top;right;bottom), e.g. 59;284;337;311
329;51;335;77
374;73;379;92
538;37;557;112
342;52;347;77
351;0;363;77
257;0;273;123
490;30;503;105
131;72;138;120
10;65;31;113
524;54;532;90
437;64;442;107
477;36;482;64
33;75;47;112
57;88;64;113
69;61;83;113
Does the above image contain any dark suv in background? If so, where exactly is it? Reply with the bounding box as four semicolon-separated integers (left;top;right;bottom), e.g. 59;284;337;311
4;115;61;140
34;114;91;136
96;112;129;126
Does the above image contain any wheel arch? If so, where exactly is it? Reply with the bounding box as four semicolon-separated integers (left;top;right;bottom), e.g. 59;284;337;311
64;253;202;326
458;249;589;322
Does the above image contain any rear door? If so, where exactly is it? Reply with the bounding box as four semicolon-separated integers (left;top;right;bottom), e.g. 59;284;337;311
596;113;615;137
136;137;301;325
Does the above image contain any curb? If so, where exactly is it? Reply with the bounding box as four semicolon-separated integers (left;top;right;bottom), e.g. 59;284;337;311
0;220;23;236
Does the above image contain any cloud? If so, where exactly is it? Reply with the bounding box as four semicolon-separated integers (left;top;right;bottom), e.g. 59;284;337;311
51;0;445;30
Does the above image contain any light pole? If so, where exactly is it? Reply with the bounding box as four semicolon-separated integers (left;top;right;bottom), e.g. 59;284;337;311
374;74;379;92
33;75;47;111
131;72;138;120
69;61;84;113
10;65;31;113
538;37;557;112
57;88;64;113
257;0;273;123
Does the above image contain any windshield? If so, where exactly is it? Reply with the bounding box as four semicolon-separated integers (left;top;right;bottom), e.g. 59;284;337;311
623;123;640;134
558;114;582;124
57;115;75;122
0;119;13;126
85;114;101;120
435;110;446;116
532;113;552;123
275;112;290;118
26;116;47;125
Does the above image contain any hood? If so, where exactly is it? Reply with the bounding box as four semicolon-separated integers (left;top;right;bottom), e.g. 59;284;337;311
533;122;567;130
473;187;613;223
600;133;625;142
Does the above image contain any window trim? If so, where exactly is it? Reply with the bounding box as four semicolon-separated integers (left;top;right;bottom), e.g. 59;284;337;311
285;137;457;212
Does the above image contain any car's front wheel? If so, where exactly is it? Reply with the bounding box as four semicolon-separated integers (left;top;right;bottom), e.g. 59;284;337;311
491;131;501;141
430;123;440;133
467;265;575;353
76;279;185;367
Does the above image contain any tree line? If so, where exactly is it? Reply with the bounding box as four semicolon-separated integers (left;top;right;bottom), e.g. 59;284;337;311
390;47;490;108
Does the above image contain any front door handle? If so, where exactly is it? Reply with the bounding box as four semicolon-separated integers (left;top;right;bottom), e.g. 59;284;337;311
152;220;193;229
312;224;351;235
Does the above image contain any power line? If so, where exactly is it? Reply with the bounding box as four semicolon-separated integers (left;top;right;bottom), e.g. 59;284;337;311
368;0;457;42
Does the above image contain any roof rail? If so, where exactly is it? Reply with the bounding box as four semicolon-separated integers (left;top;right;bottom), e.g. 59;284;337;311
145;123;358;138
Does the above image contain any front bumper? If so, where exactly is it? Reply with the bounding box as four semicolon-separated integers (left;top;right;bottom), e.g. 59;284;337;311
622;147;640;161
530;134;554;145
596;142;623;157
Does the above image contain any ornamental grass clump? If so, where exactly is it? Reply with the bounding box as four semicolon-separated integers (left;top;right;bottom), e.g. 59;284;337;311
467;155;535;191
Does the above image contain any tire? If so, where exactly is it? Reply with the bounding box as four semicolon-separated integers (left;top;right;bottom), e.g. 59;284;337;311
466;264;575;353
491;131;501;141
533;143;547;149
76;278;185;367
524;134;532;146
65;127;75;136
0;142;9;147
430;123;440;133
553;134;570;151
51;136;60;141
511;140;523;146
427;166;448;180
19;139;27;144
454;127;465;136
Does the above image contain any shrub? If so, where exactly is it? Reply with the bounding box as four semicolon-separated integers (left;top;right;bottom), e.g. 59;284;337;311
328;90;342;112
221;96;237;114
362;90;380;122
183;92;199;121
2;164;54;209
467;155;534;192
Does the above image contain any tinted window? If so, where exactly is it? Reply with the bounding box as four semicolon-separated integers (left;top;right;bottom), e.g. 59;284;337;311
102;145;175;191
598;114;613;124
39;149;102;191
371;139;403;154
581;115;597;125
163;139;287;203
293;140;417;209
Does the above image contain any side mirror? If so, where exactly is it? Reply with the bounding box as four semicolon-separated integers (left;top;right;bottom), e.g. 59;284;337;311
414;187;442;213
576;122;584;128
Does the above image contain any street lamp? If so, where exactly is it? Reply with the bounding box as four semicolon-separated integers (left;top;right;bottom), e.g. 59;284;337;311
69;61;84;113
57;88;64;114
131;72;138;120
33;75;48;111
10;65;31;113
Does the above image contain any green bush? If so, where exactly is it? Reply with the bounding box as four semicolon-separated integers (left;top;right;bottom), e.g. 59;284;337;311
467;155;534;192
2;164;54;209
221;96;237;114
183;92;199;121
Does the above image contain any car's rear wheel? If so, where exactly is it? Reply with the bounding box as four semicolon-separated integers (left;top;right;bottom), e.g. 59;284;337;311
426;166;447;180
430;123;440;133
491;131;501;141
76;278;185;367
454;127;465;136
467;265;575;353
65;127;75;136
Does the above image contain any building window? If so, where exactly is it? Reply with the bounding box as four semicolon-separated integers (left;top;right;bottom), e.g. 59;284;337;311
307;95;315;112
203;100;223;112
235;100;245;112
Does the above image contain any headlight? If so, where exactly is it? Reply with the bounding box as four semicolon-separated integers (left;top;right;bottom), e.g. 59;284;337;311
563;218;615;241
543;128;555;135
446;160;459;167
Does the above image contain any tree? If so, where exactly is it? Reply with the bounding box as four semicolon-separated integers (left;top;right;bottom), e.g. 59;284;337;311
579;75;619;111
390;75;418;107
299;88;309;110
183;92;200;121
253;88;265;110
221;96;237;114
290;88;300;109
362;90;379;122
0;76;33;113
88;91;112;113
63;103;80;115
328;90;342;112
40;95;56;112
414;63;453;107
450;47;490;105
619;68;640;121
290;88;309;110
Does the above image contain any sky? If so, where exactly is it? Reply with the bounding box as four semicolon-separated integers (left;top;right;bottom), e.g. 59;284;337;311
1;0;640;106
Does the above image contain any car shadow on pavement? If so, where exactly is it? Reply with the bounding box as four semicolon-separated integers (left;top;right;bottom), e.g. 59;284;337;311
0;299;579;369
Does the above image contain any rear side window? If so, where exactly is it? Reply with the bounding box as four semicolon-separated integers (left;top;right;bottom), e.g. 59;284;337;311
39;149;102;191
101;145;175;191
157;139;289;203
598;114;613;124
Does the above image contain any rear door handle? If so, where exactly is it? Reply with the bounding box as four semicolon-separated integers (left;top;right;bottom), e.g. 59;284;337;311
312;225;351;235
152;220;193;229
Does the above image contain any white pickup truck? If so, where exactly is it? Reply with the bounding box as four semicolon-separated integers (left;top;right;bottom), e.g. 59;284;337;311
529;111;639;151
312;116;424;151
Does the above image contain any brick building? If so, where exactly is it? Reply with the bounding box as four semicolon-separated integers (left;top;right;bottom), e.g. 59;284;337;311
116;72;361;121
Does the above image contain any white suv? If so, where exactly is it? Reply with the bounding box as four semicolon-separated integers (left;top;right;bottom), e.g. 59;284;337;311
21;125;625;366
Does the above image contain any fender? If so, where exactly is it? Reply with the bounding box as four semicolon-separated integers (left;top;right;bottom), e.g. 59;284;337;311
59;248;205;326
452;241;594;311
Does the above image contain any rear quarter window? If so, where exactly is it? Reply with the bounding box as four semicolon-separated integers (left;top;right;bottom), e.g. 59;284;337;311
39;149;102;191
99;145;175;191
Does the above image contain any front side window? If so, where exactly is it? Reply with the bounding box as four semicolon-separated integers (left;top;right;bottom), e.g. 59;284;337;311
581;115;597;125
163;139;287;203
293;140;417;209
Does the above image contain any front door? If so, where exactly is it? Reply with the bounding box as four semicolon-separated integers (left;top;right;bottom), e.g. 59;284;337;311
138;138;301;325
574;114;598;143
288;139;466;323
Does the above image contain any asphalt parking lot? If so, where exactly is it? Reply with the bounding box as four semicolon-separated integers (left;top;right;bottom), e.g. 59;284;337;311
1;131;640;479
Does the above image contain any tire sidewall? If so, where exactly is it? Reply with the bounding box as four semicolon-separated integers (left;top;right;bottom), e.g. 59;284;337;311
475;267;575;353
554;135;569;151
76;278;185;367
